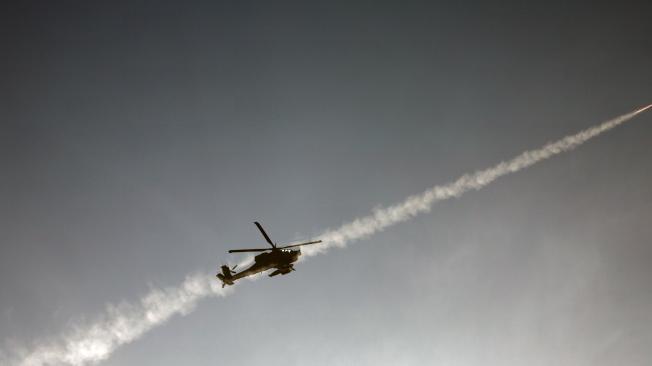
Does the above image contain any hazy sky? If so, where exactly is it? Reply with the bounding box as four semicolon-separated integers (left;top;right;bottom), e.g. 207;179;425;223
1;2;651;365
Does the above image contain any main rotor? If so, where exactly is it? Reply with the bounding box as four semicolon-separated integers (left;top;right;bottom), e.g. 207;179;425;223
227;221;322;253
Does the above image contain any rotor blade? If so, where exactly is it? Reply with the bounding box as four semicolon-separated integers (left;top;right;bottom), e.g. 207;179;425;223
228;248;271;253
254;221;275;247
276;240;322;249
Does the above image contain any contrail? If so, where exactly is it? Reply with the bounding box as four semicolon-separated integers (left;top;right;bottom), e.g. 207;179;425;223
5;105;650;366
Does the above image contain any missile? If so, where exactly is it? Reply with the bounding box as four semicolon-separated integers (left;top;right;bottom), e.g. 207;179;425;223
635;104;652;114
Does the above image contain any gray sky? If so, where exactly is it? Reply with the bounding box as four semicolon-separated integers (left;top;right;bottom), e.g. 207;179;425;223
1;1;651;365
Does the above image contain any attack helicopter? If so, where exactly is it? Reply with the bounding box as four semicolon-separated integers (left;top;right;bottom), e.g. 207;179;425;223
217;222;321;287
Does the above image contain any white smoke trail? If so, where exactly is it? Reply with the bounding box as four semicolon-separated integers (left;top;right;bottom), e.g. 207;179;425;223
10;273;234;366
305;104;651;255
5;104;649;366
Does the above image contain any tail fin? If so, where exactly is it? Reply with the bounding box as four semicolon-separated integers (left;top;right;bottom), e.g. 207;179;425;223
216;265;235;287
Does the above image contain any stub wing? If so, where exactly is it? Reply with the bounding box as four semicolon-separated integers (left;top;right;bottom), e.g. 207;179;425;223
269;265;294;277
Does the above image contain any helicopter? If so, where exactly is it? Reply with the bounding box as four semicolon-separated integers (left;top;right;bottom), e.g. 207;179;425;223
216;222;322;287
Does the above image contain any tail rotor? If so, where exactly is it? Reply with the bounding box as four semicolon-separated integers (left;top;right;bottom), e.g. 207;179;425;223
216;264;237;288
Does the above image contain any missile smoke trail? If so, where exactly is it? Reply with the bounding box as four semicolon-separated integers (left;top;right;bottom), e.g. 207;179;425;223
5;105;650;366
306;104;652;256
10;274;234;366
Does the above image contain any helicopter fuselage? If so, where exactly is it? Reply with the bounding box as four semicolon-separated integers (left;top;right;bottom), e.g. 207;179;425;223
217;249;301;286
217;221;321;287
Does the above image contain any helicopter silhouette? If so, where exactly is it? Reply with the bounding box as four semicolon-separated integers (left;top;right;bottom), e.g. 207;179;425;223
217;222;321;287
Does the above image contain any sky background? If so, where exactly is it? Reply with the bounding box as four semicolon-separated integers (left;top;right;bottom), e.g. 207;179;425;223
1;1;651;365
